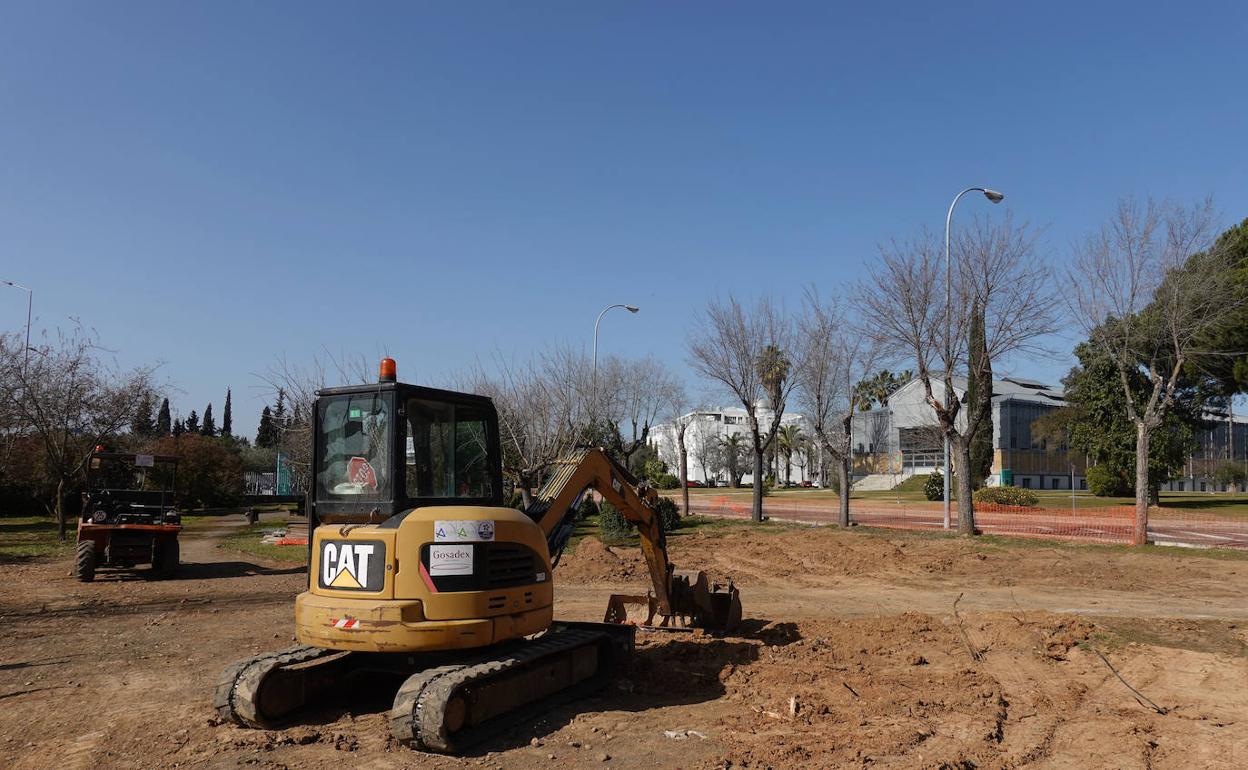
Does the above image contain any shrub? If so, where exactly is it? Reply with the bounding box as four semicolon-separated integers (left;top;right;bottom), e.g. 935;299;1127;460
598;497;679;540
653;496;681;532
641;456;669;483
973;485;1039;507
652;473;680;489
507;490;525;510
575;494;599;520
1087;464;1130;497
923;472;945;502
598;501;632;540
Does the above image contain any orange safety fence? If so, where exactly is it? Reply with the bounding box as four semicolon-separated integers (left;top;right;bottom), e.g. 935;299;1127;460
685;495;1248;550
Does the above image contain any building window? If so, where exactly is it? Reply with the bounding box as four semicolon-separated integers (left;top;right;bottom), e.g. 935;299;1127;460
1021;477;1032;488
1080;479;1087;490
1051;477;1061;489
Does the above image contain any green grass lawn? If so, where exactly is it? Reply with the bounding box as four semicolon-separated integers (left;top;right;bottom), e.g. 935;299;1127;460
0;516;75;562
217;522;308;565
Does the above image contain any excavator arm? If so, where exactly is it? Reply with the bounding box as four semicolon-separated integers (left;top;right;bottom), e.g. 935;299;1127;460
525;447;740;630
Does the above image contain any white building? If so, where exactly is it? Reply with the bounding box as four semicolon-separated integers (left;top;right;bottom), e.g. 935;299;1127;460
649;404;813;486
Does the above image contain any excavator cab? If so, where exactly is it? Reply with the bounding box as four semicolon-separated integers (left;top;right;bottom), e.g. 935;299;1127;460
309;378;503;528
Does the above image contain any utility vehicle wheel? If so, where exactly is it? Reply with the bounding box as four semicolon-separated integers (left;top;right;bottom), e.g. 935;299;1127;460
157;538;179;578
75;541;96;582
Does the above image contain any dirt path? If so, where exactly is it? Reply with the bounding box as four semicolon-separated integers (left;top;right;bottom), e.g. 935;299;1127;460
1;518;1245;769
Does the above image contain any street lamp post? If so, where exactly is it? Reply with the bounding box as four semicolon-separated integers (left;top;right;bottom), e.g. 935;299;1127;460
2;281;33;379
591;303;639;417
942;188;1003;530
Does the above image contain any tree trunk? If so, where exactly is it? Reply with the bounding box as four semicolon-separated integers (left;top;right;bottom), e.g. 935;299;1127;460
954;440;976;536
1133;422;1149;545
679;445;690;517
56;476;67;541
751;449;764;522
837;457;850;527
519;480;534;511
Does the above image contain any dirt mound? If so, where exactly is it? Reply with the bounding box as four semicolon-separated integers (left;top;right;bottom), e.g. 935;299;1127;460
556;536;646;583
641;612;1103;769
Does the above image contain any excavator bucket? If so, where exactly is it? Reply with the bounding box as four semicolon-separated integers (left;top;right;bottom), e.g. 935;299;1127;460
604;569;741;633
604;594;658;626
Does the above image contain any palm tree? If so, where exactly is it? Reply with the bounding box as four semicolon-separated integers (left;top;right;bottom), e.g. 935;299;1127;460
756;344;791;411
720;432;747;488
777;424;805;486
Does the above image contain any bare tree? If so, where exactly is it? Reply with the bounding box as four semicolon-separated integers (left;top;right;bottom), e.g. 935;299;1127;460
858;215;1056;534
687;296;797;521
662;382;695;515
795;289;885;526
5;326;157;538
1068;197;1233;544
259;351;373;493
602;354;681;470
687;413;724;486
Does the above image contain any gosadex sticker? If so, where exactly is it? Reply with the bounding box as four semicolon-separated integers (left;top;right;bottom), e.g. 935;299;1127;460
429;544;474;576
434;520;495;542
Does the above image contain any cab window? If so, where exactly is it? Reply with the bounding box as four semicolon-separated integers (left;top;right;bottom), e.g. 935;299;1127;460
405;399;493;499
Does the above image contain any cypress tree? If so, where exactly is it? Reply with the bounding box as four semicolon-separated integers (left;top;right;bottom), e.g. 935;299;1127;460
256;406;274;448
221;389;233;437
156;398;172;436
173;418;185;437
967;299;994;488
185;410;200;435
201;404;216;437
130;391;156;437
273;389;287;423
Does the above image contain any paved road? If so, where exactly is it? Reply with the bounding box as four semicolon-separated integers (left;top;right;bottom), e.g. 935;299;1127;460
681;495;1248;550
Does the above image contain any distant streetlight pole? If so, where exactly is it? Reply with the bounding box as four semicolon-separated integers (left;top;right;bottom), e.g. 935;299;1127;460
2;280;33;379
942;188;1004;530
591;303;640;419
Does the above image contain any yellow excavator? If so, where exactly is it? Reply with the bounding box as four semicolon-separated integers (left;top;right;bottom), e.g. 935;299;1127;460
215;358;740;752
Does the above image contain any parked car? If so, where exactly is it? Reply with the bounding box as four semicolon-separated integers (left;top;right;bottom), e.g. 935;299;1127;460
801;480;814;487
685;480;704;488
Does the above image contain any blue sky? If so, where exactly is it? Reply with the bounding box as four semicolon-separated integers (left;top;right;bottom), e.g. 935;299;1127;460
2;2;1246;436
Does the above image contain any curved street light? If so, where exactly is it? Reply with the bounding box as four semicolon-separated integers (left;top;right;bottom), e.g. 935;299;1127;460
593;303;640;375
942;188;1003;530
2;280;32;379
591;304;640;421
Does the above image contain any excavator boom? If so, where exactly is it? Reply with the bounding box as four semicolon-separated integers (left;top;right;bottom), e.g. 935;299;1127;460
526;447;740;631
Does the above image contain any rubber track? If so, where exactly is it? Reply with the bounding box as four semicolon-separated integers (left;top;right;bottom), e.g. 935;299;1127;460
213;645;345;727
389;627;619;753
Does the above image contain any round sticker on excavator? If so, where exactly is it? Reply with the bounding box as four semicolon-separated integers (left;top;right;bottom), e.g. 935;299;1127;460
346;456;378;490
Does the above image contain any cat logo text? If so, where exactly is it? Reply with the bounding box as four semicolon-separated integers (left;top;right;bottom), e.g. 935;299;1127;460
318;540;387;592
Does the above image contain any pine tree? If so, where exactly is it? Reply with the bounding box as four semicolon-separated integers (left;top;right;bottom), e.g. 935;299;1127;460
221;389;233;437
185;409;200;435
172;418;185;437
201;404;216;437
967;299;994;488
256;406;274;448
156;398;172;436
273;389;287;423
130;391;156;437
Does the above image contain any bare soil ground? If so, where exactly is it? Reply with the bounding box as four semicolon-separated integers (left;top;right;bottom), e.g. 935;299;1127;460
2;517;1245;769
